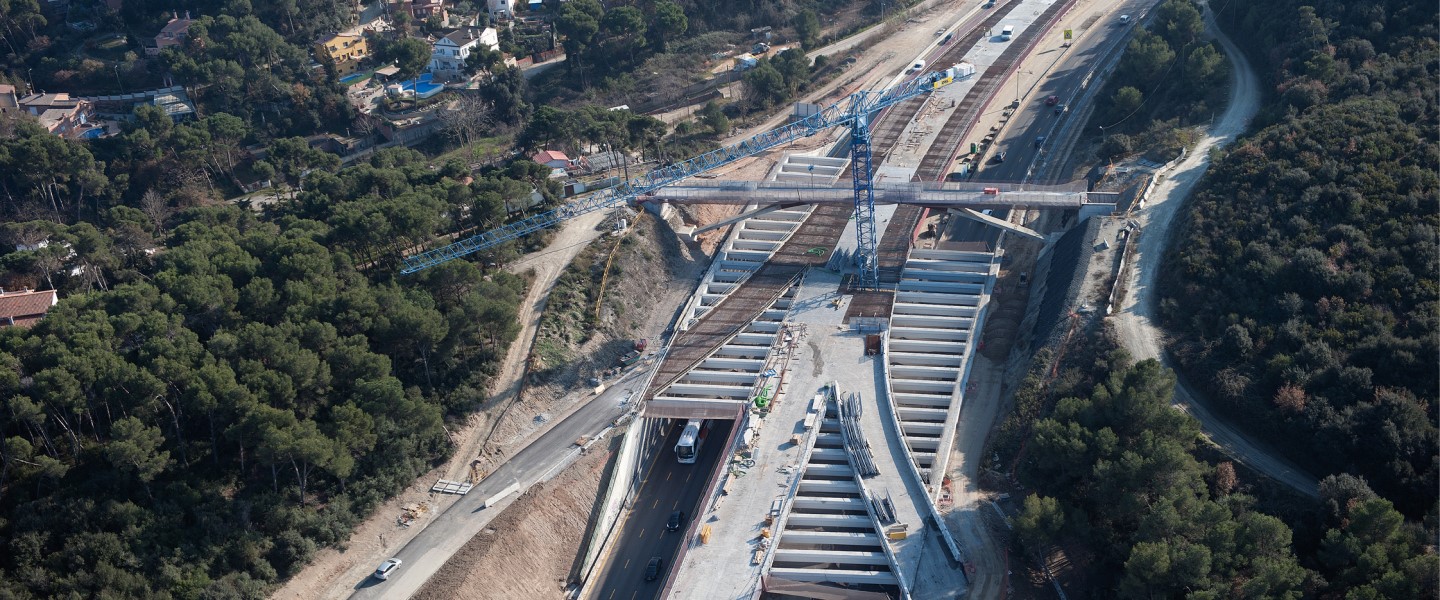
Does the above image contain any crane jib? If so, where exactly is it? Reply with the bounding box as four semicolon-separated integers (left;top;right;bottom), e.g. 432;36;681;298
401;67;967;274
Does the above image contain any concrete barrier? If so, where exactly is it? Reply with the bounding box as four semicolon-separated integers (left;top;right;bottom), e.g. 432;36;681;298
482;481;523;508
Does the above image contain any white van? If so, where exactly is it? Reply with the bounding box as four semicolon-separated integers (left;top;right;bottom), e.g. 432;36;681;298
909;59;926;73
1000;25;1014;41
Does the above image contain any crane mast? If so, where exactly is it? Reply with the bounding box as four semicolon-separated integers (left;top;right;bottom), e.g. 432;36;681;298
401;64;972;277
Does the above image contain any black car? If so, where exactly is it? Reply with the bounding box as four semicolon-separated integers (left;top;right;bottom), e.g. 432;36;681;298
645;557;664;582
666;511;686;532
992;151;1006;163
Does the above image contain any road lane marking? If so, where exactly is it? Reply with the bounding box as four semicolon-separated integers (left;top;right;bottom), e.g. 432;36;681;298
639;528;646;539
630;591;639;600
673;500;679;510
685;470;693;483
608;590;617;600
666;471;672;480
623;558;630;569
652;498;660;509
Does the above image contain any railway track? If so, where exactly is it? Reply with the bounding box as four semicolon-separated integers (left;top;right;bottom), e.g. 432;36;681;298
855;0;1025;178
917;0;1076;180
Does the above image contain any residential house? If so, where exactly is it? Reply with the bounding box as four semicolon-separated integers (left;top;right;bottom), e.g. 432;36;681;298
392;0;447;21
487;0;519;18
315;33;370;77
18;93;94;137
428;27;499;80
0;288;58;328
148;11;194;56
531;149;571;169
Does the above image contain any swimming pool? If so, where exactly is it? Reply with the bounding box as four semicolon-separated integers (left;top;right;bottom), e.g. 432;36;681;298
397;73;444;99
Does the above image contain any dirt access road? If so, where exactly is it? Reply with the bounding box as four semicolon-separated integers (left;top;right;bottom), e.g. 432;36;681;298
274;211;612;600
1107;2;1320;498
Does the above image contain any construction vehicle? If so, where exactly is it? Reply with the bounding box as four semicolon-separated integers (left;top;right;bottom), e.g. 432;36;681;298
399;63;976;289
618;350;642;368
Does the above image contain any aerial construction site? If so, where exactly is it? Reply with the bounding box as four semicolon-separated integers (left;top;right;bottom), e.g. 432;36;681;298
326;0;1174;598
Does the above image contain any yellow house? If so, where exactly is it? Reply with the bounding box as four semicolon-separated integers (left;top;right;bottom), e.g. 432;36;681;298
315;33;369;76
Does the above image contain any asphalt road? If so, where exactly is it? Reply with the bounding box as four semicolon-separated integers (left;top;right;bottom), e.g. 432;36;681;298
348;370;648;600
591;419;734;600
977;1;1148;183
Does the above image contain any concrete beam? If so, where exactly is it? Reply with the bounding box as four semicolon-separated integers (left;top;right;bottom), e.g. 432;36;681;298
911;248;996;262
791;496;867;511
890;315;973;331
891;365;961;380
802;463;856;478
663;383;755;398
895;291;981;306
901;268;990;283
767;568;899;586
897;280;985;294
953;207;1047;241
777;531;881;547
699;357;765;370
693;202;805;236
784;514;874;529
904;258;992;273
886;352;964;367
888;339;967;354
892;392;953;408
679;370;762;385
731;333;778;345
888;326;972;342
771;549;891;566
901;421;945;436
797;480;860;494
891;302;978;318
890;379;956;394
712;346;770;358
897;406;949;422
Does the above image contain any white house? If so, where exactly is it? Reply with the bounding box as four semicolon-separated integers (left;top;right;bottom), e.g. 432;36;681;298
428;27;500;80
487;0;519;18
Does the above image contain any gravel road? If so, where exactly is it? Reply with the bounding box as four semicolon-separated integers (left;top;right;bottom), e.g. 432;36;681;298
1107;2;1320;498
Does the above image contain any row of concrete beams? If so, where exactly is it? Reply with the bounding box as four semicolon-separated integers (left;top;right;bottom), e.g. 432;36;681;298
685;207;813;325
885;249;997;483
645;180;1096;210
773;155;851;185
768;406;902;595
646;294;795;419
679;153;846;326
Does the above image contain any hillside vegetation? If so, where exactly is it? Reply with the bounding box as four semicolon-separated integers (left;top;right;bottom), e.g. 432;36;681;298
1157;0;1437;518
0;148;537;598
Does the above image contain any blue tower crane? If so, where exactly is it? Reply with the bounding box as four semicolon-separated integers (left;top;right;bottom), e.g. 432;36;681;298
402;64;973;283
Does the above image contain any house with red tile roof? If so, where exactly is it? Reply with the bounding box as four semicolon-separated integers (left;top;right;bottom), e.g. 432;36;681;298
531;149;571;169
0;288;58;328
148;11;195;56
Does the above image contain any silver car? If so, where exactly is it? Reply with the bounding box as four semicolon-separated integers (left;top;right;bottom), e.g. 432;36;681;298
373;558;402;581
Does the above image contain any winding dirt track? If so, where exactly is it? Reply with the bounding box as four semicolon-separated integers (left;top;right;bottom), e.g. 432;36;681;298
1107;2;1320;498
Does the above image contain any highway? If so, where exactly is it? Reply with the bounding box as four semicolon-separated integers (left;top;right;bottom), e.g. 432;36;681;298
348;371;646;600
590;419;734;600
977;1;1148;183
